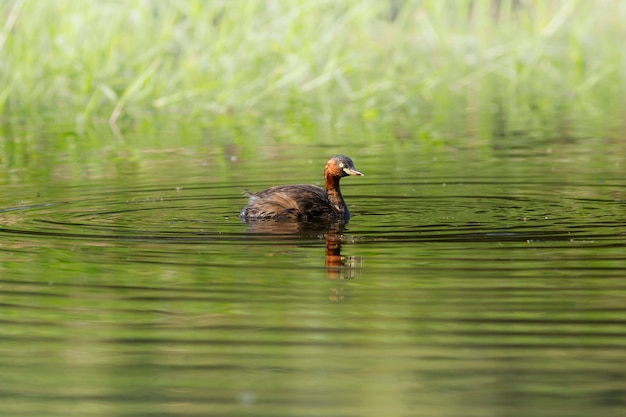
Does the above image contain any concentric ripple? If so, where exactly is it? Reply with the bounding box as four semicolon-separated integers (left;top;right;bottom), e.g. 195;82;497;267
1;179;625;247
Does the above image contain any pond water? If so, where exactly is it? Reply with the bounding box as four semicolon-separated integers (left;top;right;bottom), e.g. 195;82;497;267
1;128;625;417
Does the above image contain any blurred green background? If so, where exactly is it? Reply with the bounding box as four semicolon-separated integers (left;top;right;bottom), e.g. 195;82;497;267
2;0;625;148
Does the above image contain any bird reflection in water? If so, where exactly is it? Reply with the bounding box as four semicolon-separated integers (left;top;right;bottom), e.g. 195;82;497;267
324;224;359;280
243;220;361;286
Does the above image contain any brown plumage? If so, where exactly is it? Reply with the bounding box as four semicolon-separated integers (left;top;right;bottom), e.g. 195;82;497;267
240;155;364;221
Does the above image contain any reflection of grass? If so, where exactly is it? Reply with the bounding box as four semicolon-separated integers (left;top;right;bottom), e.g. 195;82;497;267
1;1;625;142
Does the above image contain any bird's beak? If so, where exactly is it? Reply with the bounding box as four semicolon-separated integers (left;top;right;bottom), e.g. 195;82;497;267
343;167;364;176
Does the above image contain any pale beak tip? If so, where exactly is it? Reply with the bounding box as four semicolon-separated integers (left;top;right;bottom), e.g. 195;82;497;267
343;167;364;177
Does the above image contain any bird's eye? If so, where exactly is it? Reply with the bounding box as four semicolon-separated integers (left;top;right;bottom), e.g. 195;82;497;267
339;162;344;168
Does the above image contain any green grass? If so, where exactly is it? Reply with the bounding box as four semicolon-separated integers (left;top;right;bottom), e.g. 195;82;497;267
1;0;626;144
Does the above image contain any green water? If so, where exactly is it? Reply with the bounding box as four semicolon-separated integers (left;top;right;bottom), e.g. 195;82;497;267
0;120;625;417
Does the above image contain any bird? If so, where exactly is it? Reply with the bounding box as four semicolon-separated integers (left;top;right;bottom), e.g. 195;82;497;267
240;155;363;222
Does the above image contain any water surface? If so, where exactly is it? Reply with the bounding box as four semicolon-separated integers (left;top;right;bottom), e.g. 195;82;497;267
1;133;625;417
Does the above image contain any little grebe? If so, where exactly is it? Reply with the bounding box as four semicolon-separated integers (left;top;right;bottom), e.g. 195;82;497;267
240;155;363;221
